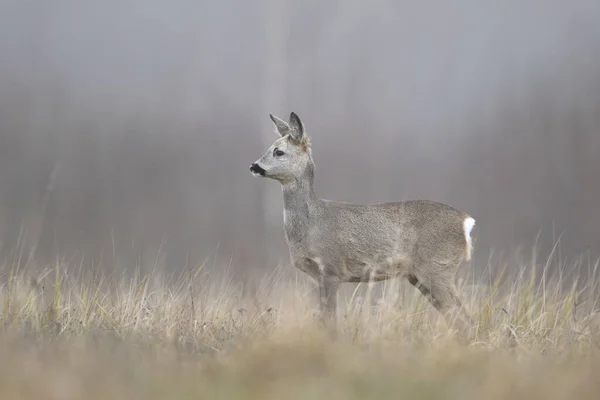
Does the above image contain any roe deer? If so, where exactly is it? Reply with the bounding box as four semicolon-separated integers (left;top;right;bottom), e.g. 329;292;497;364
250;112;475;333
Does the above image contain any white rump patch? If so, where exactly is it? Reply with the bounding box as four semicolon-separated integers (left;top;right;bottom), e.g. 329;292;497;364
463;217;476;261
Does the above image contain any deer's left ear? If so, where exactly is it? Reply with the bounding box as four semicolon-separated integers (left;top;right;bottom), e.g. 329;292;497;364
269;114;289;137
288;112;304;141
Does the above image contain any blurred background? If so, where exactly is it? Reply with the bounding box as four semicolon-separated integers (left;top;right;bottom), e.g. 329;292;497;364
0;0;599;278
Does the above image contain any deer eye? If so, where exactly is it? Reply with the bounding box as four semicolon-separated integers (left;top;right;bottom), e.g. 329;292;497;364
273;149;285;157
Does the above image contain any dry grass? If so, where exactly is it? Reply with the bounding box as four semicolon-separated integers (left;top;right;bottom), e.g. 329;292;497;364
1;252;600;399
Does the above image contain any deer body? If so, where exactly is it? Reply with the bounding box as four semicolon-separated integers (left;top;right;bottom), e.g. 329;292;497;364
251;112;475;329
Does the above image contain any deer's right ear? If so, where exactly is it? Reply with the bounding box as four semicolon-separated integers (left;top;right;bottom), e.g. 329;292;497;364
269;114;289;137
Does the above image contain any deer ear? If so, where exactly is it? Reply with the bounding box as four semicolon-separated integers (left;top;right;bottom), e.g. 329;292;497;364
269;114;289;137
288;112;304;141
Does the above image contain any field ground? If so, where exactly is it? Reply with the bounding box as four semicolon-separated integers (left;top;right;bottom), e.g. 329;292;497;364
0;252;600;400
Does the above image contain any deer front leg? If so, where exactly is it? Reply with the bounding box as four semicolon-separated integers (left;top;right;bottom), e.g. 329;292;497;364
318;275;340;325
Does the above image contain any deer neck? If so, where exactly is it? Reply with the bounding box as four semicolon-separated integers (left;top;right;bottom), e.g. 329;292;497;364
281;165;318;243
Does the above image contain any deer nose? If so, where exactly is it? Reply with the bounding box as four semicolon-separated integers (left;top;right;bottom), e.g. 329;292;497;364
250;163;266;176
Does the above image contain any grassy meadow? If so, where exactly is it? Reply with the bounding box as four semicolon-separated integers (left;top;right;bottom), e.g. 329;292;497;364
0;248;599;399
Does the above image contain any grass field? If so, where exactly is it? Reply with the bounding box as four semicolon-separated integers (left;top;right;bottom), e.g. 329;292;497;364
0;250;599;400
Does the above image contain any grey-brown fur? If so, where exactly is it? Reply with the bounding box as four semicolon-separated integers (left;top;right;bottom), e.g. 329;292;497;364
250;112;475;332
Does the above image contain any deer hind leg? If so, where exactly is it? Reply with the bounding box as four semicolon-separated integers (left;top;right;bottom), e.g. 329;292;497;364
407;266;472;339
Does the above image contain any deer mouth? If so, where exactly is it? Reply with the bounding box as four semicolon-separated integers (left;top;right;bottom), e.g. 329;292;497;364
249;163;266;177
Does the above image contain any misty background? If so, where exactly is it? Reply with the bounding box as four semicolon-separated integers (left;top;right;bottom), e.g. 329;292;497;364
0;0;599;279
